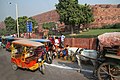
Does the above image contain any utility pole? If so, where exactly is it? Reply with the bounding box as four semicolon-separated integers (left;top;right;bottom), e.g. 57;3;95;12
16;4;19;37
9;2;19;37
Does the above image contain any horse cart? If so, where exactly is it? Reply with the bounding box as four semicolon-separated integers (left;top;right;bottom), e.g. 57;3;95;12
96;32;120;80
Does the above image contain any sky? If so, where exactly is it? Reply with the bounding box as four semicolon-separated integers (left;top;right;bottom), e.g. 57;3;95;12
0;0;120;21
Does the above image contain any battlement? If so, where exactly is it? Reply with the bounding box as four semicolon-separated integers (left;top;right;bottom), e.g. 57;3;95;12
92;4;120;8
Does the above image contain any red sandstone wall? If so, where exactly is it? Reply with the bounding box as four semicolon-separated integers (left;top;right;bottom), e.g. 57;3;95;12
32;4;120;29
90;4;120;28
64;38;97;50
32;10;59;28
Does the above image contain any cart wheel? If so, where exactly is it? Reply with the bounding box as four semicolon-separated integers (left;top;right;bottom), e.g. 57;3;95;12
39;64;45;74
12;63;18;71
97;62;120;80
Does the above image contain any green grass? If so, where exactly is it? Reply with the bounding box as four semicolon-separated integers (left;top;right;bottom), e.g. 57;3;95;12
66;29;120;38
80;29;120;35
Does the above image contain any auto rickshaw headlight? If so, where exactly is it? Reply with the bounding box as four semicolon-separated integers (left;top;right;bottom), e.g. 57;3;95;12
38;58;42;62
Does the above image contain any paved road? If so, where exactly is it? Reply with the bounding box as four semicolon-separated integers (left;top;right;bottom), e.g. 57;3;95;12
0;48;96;80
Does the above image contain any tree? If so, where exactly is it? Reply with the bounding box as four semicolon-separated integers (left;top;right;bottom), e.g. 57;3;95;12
56;0;94;34
42;22;56;30
42;22;56;35
29;17;38;32
18;16;28;33
4;16;38;35
18;16;38;33
0;29;7;36
4;16;16;35
80;4;94;30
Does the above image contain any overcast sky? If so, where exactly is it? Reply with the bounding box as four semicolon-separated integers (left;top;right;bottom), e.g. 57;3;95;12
0;0;120;21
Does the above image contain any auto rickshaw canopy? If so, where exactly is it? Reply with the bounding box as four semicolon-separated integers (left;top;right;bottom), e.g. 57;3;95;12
12;39;44;47
30;39;51;43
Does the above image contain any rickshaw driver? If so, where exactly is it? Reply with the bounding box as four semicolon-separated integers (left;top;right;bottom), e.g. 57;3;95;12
44;42;49;52
34;46;45;60
25;47;35;57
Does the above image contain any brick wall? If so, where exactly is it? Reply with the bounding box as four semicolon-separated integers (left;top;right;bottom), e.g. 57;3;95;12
90;4;120;28
32;10;59;29
64;38;97;50
32;4;120;29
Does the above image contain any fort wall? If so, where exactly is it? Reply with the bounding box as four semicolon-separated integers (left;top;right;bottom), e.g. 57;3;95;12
32;4;120;29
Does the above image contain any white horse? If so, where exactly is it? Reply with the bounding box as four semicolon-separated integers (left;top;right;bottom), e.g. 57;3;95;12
67;47;98;73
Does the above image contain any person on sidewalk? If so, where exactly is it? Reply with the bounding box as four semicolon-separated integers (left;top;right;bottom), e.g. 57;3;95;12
60;34;65;48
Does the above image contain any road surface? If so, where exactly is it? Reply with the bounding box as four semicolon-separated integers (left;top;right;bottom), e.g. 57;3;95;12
0;48;96;80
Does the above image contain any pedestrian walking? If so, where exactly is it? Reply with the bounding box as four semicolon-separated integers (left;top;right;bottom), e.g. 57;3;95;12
60;34;65;48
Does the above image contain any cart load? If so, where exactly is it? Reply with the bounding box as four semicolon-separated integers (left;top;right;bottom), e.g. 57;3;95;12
98;32;120;47
98;32;120;56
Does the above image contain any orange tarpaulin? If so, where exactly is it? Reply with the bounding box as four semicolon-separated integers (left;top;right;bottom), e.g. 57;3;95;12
98;32;120;47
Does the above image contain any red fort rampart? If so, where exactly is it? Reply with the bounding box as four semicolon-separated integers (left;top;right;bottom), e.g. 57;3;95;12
32;4;120;29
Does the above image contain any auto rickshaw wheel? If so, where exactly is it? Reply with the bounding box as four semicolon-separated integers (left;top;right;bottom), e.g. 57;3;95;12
97;62;120;80
39;64;45;74
46;56;52;64
12;63;18;71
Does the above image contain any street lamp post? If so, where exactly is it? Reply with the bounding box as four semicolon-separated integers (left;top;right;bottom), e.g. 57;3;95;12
16;4;19;37
10;2;19;37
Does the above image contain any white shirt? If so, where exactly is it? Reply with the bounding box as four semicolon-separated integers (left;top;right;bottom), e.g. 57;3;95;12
55;39;59;46
61;35;65;42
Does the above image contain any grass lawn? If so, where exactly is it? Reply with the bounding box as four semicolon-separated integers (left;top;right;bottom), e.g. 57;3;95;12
66;29;120;38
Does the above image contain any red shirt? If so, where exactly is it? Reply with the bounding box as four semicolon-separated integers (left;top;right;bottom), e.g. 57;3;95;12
49;37;54;44
46;46;49;52
6;42;10;49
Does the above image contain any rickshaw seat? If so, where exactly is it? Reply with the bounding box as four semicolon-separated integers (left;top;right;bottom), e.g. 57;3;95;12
25;56;37;63
14;54;21;58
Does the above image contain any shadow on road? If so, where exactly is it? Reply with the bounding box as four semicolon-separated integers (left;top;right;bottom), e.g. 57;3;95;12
57;61;97;80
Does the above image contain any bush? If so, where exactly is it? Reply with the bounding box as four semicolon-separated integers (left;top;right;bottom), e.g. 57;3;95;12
42;22;56;30
102;23;120;29
66;35;97;38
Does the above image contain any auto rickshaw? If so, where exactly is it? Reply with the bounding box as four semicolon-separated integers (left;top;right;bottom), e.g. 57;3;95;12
1;36;25;51
30;39;53;64
1;36;14;49
11;39;45;74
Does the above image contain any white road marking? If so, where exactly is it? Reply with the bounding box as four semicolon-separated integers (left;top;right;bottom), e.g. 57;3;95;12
44;63;93;73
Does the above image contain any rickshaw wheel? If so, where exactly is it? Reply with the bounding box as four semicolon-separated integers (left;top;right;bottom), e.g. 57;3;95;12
12;63;18;71
46;52;52;64
46;57;52;64
97;62;120;80
39;64;45;74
